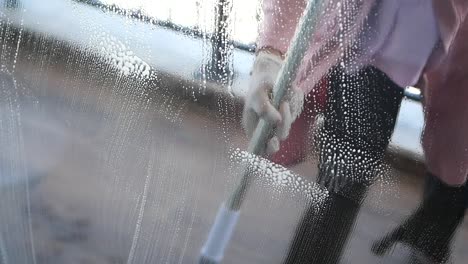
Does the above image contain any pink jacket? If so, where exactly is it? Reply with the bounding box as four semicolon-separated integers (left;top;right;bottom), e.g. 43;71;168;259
258;0;437;90
420;0;468;186
258;0;468;185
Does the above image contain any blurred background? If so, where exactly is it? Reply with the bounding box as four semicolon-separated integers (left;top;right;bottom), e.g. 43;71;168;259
0;0;465;263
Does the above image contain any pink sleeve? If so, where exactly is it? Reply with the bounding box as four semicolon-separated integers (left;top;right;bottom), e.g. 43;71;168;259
257;0;307;54
420;0;468;186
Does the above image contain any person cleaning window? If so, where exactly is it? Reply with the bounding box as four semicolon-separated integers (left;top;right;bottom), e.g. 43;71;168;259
373;1;468;263
243;0;468;263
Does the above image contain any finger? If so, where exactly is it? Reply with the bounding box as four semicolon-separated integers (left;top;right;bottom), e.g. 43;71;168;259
242;106;259;138
277;101;293;140
263;102;282;124
266;136;280;155
251;89;281;124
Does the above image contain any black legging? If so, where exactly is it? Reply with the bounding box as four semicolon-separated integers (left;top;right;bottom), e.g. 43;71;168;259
284;66;404;264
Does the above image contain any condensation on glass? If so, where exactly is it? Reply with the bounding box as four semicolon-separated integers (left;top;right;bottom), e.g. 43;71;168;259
0;0;466;263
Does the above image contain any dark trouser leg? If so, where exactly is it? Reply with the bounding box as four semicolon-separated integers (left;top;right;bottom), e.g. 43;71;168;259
373;172;468;263
284;66;404;264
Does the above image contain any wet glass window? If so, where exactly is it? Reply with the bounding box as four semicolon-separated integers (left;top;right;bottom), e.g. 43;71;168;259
0;0;467;263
